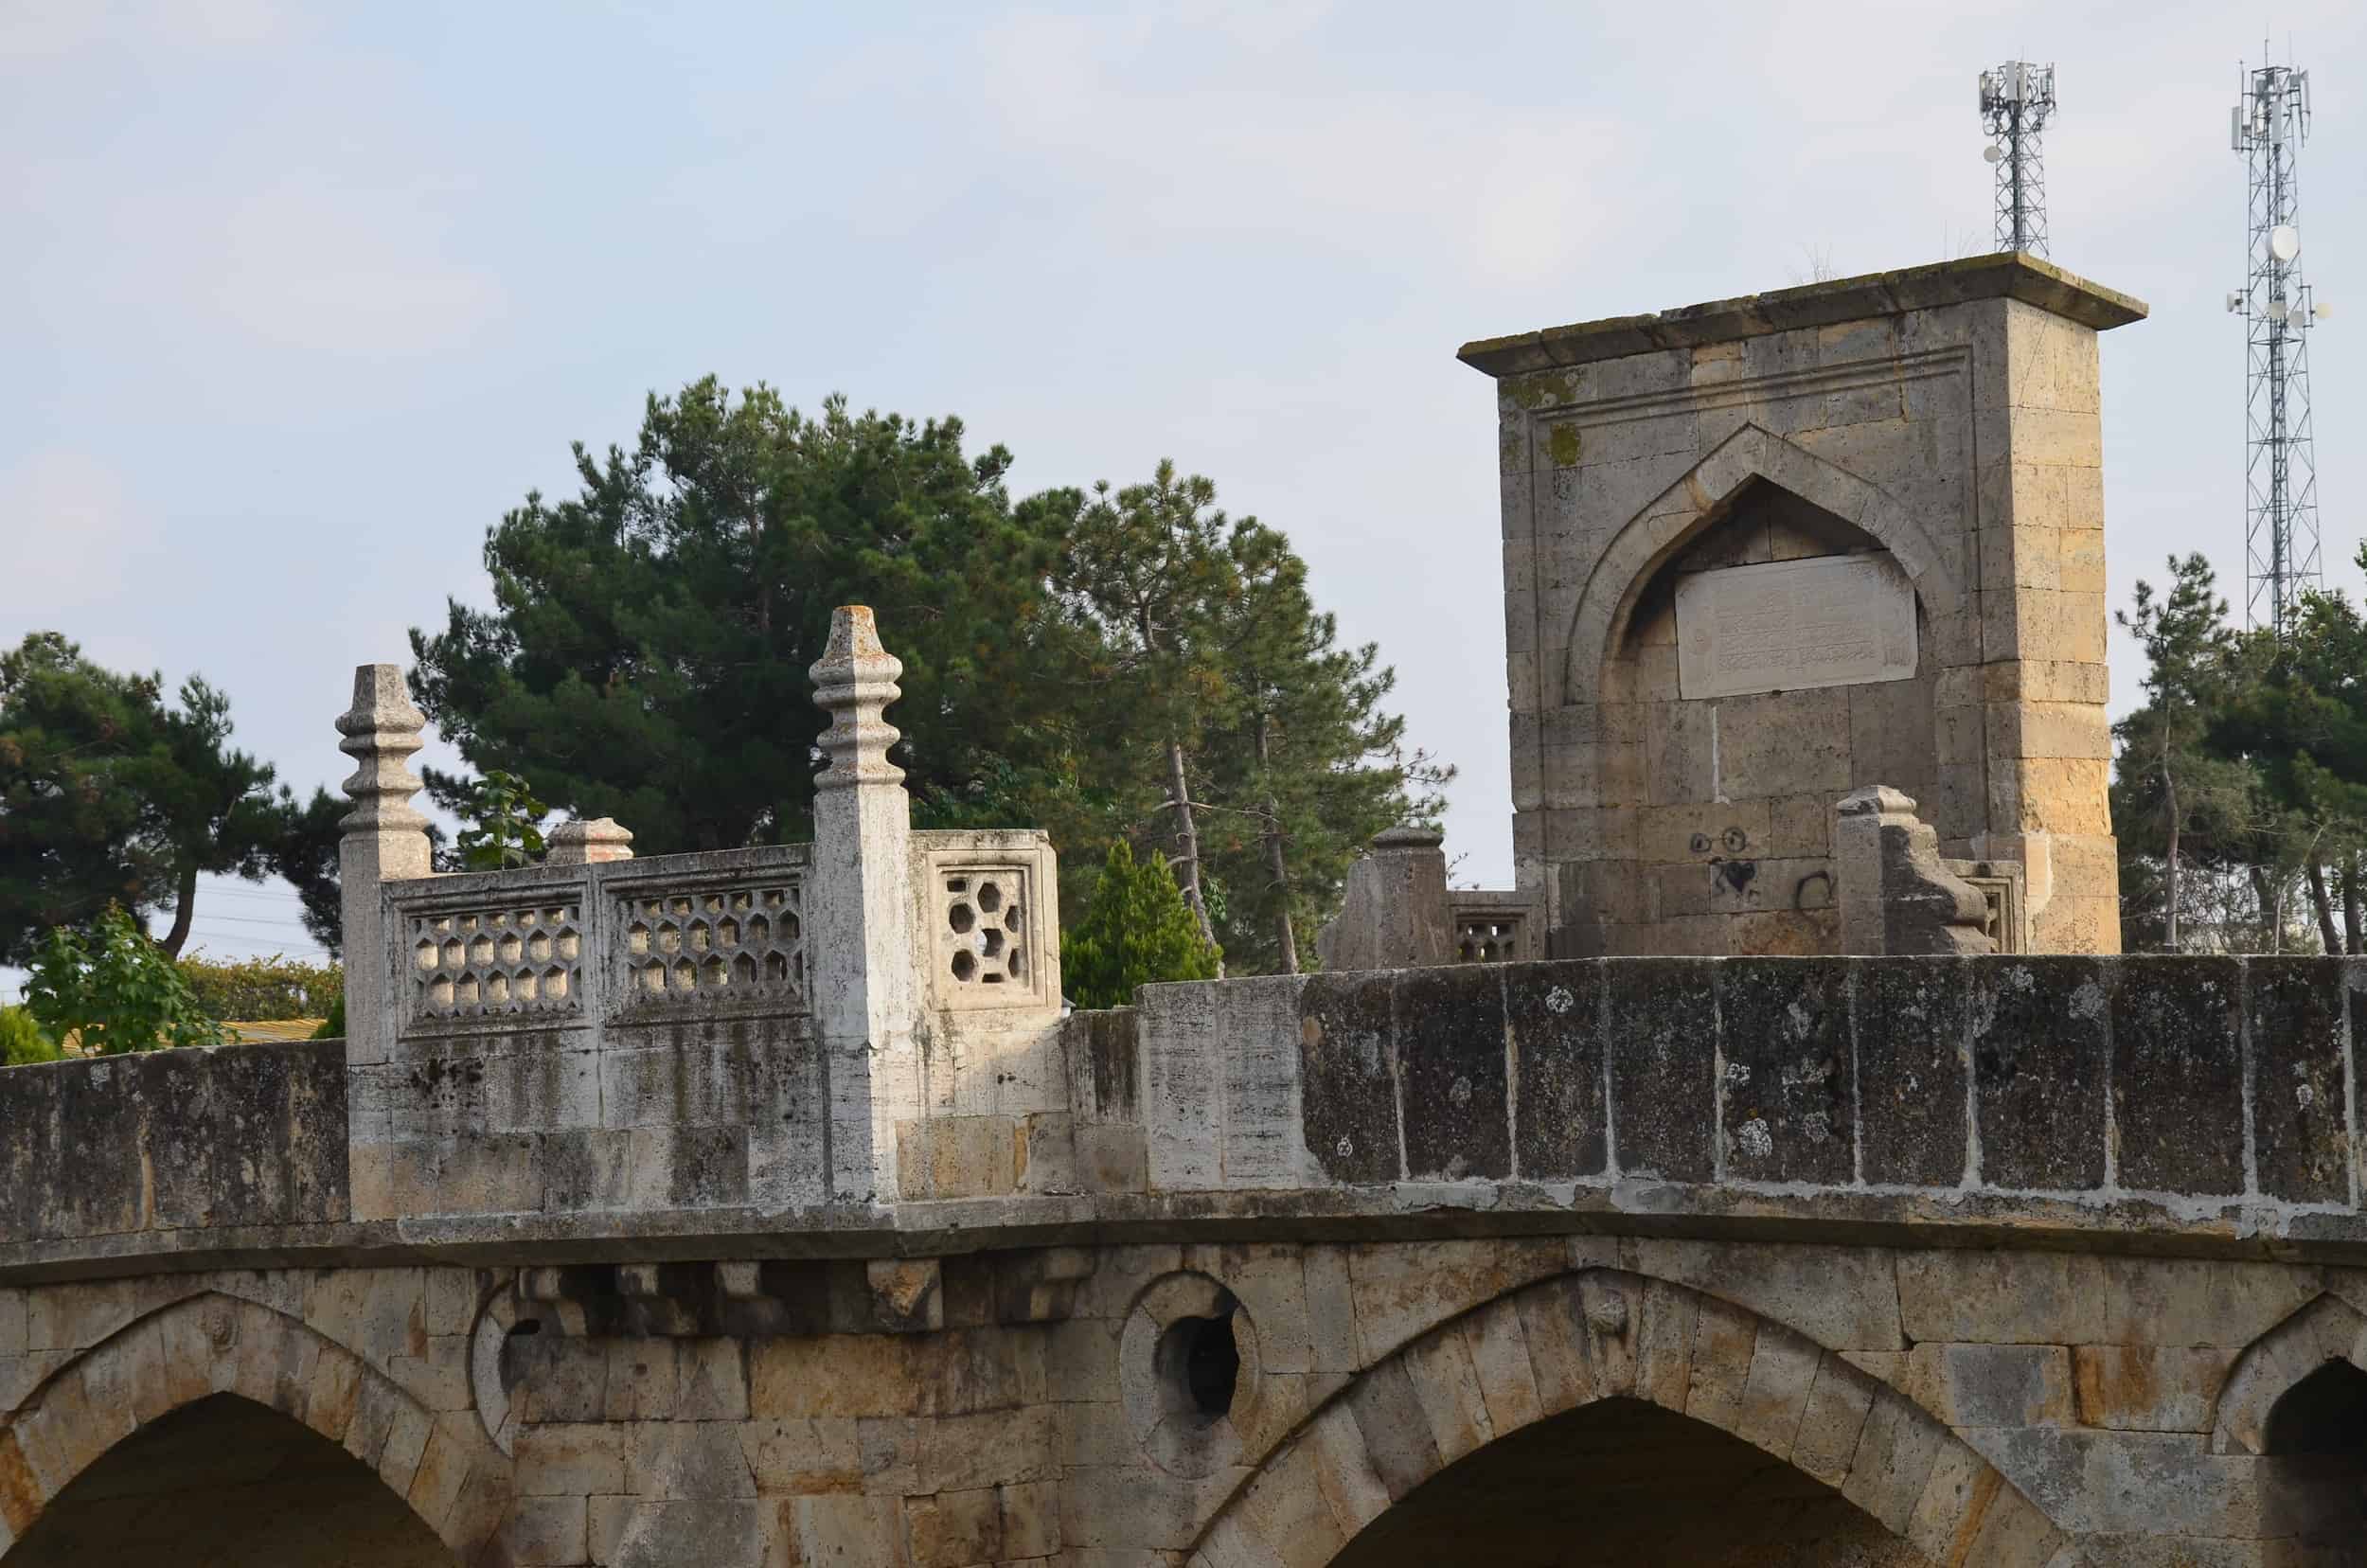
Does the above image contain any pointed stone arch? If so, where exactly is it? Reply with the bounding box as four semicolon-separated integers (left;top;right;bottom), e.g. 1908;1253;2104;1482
1559;422;1962;707
2211;1290;2367;1455
1185;1268;2071;1568
0;1291;510;1561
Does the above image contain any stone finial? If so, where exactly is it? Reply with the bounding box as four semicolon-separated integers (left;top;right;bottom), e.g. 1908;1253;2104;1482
810;605;905;792
336;664;428;832
1835;786;1995;956
803;606;919;1203
1314;825;1455;972
547;818;634;865
338;663;435;1061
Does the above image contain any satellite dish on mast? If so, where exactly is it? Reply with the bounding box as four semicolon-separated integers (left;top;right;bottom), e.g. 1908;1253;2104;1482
1983;144;2004;164
2269;224;2301;261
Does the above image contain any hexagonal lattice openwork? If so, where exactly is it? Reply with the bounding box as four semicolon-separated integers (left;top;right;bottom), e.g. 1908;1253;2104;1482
620;883;804;1006
409;905;582;1023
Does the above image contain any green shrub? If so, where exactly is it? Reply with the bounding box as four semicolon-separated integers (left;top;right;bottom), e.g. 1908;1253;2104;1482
177;951;343;1021
0;1006;59;1066
311;992;347;1041
26;907;225;1055
1061;842;1222;1010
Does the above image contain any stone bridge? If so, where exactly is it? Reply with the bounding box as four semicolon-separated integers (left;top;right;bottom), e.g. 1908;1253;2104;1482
2;609;2364;1567
9;248;2367;1568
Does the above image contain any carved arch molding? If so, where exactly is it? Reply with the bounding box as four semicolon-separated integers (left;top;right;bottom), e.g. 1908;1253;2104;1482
1560;422;1960;708
1186;1267;2070;1568
0;1290;511;1560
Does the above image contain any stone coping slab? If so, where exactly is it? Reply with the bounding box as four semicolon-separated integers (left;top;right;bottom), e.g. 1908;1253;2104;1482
1456;252;2149;378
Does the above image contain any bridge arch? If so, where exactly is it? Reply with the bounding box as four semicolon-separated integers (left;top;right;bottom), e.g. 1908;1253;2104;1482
2212;1290;2367;1456
1187;1268;2068;1568
0;1291;508;1563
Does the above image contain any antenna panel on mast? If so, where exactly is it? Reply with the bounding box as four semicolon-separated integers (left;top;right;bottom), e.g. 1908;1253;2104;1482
1977;61;2056;257
2232;45;2331;634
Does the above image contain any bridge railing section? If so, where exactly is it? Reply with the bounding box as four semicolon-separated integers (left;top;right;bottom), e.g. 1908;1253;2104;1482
335;607;1065;1221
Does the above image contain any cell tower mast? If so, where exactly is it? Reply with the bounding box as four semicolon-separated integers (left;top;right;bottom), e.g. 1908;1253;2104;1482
1980;62;2056;256
2230;46;2329;633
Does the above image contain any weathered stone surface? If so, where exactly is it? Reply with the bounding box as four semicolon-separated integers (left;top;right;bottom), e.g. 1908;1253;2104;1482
1314;827;1455;974
1395;967;1510;1182
1294;974;1398;1185
1604;959;1716;1182
1836;788;1995;958
2248;958;2350;1203
1906;1343;2072;1429
1853;957;1970;1185
2072;1345;2237;1434
1715;959;1853;1184
1969;958;2108;1190
1674;552;1920;700
1501;961;1608;1179
2109;957;2244;1195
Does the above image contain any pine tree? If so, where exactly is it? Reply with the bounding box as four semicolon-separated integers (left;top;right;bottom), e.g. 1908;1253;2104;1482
1050;465;1450;973
1062;842;1221;1009
2112;555;2242;952
0;633;285;962
1051;464;1234;952
409;380;1074;854
1196;522;1450;972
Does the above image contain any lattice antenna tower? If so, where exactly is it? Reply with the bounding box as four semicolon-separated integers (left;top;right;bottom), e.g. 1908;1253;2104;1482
2229;45;2331;633
1979;62;2056;256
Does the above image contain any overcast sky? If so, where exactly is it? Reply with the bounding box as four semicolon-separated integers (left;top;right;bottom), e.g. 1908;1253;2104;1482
4;0;2361;975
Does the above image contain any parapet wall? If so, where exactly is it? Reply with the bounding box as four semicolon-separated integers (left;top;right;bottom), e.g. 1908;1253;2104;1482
5;954;2363;1282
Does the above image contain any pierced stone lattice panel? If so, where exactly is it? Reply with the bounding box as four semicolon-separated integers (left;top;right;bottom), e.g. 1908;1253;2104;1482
935;867;1032;1007
1455;914;1526;964
411;904;583;1023
621;883;805;1006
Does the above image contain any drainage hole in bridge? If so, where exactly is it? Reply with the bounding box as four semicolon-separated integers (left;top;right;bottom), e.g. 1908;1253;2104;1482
1157;1302;1240;1421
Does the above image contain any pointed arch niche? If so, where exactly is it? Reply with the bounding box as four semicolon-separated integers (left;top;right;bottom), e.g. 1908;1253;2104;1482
1557;428;1954;956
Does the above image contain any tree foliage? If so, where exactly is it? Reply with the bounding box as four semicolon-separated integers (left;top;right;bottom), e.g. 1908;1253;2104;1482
25;906;226;1055
1062;841;1222;1009
175;952;344;1022
452;770;550;871
1047;463;1451;973
2113;546;2367;953
0;633;320;963
0;1006;59;1067
410;380;1072;854
407;386;1450;977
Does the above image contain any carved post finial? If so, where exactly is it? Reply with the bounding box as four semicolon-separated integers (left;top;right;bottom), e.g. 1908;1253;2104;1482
804;607;920;1203
810;605;905;793
1835;786;1994;956
337;664;434;1059
547;818;634;865
337;665;428;831
1314;824;1455;972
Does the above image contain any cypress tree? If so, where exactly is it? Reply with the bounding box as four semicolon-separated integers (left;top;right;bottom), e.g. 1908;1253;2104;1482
1062;841;1221;1010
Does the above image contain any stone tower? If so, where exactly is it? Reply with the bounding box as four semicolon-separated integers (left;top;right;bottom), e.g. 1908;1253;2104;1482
1460;254;2145;956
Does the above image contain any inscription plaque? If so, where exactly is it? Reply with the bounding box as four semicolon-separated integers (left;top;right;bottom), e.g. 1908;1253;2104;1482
1673;551;1917;699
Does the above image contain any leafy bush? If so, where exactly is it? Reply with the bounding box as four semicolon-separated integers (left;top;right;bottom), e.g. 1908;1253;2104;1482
177;952;343;1021
0;1006;59;1066
311;992;347;1041
25;906;225;1055
1061;842;1222;1010
452;770;548;871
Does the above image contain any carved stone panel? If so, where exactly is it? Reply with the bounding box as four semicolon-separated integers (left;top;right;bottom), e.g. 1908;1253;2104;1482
1673;551;1917;700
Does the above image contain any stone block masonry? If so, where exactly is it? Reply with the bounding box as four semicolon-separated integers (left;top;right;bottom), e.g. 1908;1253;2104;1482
1467;255;2147;959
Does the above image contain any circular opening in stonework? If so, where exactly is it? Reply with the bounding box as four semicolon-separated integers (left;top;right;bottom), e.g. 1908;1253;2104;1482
1156;1300;1240;1423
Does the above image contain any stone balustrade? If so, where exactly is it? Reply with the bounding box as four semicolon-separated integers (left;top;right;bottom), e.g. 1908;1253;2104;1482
4;951;2362;1279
